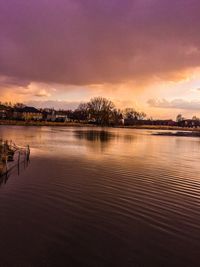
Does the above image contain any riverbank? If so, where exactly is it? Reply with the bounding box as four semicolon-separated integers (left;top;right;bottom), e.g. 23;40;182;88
0;120;95;127
118;125;200;132
153;131;200;137
1;120;200;132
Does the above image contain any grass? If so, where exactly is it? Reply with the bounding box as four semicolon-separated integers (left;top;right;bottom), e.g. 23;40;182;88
1;120;200;132
0;120;95;127
118;125;200;132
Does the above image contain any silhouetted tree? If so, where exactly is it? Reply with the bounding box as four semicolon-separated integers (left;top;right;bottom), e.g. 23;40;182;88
111;109;123;125
176;114;184;122
123;108;146;120
73;103;89;122
87;97;115;125
192;116;200;121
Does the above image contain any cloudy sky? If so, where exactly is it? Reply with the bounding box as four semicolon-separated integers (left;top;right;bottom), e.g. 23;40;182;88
1;0;200;118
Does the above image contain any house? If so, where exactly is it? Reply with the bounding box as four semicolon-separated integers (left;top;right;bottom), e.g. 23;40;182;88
0;105;8;119
118;116;124;126
124;119;177;126
13;107;43;121
13;108;23;120
0;105;13;119
22;107;43;120
150;120;177;126
178;119;200;128
47;110;69;122
41;109;49;121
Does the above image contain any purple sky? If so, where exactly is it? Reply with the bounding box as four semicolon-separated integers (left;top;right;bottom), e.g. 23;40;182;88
1;0;200;117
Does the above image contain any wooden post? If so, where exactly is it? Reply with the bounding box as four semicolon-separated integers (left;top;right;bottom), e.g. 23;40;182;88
27;145;30;163
18;150;20;175
18;150;21;164
24;149;26;168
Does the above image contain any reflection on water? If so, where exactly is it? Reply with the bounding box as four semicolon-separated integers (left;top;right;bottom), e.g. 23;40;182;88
0;160;28;187
74;130;114;142
0;126;200;266
73;130;114;153
73;129;136;153
0;172;8;186
0;142;30;186
74;129;135;143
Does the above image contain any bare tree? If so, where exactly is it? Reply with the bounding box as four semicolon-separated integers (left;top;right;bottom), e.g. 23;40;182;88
192;116;200;121
87;97;115;125
73;102;89;122
176;114;184;122
123;108;146;120
111;109;123;125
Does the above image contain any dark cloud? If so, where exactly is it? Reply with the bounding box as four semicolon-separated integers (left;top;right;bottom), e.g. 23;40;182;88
0;0;200;86
148;98;200;110
0;75;30;88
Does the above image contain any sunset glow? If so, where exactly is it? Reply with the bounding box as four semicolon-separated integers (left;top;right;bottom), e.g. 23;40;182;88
1;2;200;266
1;0;200;118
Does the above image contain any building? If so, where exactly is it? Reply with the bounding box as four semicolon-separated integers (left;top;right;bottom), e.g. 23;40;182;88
47;110;69;122
124;119;177;126
149;120;177;126
13;107;43;121
178;119;200;128
0;105;8;119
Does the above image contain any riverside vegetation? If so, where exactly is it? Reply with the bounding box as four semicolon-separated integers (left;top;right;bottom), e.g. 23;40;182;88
1;97;200;129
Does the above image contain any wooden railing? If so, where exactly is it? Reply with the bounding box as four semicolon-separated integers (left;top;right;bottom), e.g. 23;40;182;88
0;140;30;178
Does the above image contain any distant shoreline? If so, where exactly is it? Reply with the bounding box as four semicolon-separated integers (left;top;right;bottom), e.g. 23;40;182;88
1;120;200;132
153;131;200;137
0;120;95;127
118;125;200;132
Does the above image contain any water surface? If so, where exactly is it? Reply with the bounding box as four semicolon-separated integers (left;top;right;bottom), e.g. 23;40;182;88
0;126;200;266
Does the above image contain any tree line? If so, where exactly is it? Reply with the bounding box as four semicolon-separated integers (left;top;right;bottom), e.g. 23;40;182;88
0;97;146;125
71;97;146;125
176;114;200;122
2;98;200;126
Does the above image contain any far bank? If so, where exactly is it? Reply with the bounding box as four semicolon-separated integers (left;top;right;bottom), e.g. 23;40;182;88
1;119;200;132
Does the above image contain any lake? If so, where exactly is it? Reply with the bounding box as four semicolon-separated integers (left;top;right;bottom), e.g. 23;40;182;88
0;126;200;266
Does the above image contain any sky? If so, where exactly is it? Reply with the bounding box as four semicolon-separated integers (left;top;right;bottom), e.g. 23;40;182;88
1;0;200;119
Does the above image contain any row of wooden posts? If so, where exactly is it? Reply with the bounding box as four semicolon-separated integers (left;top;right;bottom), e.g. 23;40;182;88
0;140;30;178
